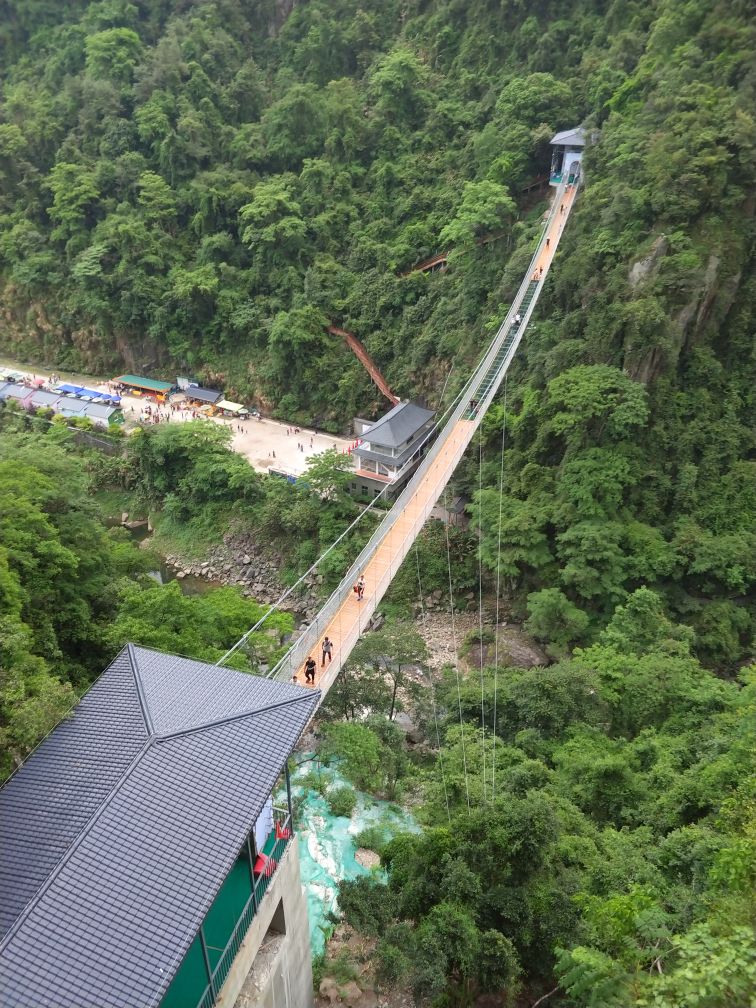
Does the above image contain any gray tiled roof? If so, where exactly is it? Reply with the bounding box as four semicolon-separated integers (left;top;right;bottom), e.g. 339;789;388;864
0;645;318;1008
28;390;61;409
83;402;118;420
550;126;586;147
184;386;223;404
361;400;435;449
0;383;32;402
55;398;88;416
0;650;146;940
135;647;303;735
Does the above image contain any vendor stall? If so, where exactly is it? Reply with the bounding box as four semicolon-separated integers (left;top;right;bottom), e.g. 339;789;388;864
214;399;249;417
112;374;174;402
183;385;223;407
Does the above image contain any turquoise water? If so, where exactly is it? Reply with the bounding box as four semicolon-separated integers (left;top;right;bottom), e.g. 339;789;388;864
286;760;419;956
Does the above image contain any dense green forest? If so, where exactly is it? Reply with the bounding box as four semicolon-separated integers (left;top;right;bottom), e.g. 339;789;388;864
0;412;316;777
1;0;755;1005
1;0;755;662
334;613;756;1007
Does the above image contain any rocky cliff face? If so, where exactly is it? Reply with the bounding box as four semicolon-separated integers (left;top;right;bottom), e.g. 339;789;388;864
0;282;173;376
623;202;752;387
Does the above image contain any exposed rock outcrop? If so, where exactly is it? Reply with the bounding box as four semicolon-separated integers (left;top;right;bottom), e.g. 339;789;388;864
162;530;322;613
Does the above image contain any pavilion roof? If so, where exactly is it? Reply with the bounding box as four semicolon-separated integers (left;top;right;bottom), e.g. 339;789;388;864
0;646;318;1008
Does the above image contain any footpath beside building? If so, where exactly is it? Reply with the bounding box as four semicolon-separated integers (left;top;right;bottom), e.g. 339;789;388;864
0;645;318;1008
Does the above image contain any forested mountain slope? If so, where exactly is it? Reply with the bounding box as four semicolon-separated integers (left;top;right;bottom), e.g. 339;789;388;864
4;0;752;664
1;0;751;406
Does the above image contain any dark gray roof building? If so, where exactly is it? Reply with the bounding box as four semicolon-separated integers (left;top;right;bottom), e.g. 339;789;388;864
0;645;318;1008
0;382;32;403
82;401;120;423
184;386;223;405
27;389;61;410
550;126;586;147
55;398;88;417
358;400;435;450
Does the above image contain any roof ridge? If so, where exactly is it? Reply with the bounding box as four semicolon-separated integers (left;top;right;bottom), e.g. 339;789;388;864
154;690;321;742
129;643;155;735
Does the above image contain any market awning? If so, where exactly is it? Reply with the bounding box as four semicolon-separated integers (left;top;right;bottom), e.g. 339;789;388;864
216;399;247;413
55;385;120;404
113;374;174;393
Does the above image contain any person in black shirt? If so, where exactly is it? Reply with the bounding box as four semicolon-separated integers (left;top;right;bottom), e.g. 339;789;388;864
304;656;316;683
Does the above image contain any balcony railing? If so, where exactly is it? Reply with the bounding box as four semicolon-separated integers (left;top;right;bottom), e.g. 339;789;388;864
194;808;292;1008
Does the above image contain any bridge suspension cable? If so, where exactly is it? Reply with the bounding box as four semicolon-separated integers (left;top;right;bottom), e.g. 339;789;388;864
477;430;487;803
491;374;508;801
414;543;452;825
443;487;471;812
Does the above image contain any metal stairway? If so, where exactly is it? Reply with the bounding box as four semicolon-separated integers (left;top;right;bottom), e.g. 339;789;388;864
464;280;539;419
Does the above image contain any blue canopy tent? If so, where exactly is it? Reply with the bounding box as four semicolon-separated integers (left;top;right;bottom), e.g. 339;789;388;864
56;383;121;405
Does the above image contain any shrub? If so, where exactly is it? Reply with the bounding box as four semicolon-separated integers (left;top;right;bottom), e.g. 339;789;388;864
327;785;357;818
354;824;389;855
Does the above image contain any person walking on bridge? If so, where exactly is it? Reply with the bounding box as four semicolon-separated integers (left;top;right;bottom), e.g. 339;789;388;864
356;575;365;600
321;636;334;667
304;656;316;684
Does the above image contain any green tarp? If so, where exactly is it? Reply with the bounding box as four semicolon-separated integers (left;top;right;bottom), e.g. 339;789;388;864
115;374;174;392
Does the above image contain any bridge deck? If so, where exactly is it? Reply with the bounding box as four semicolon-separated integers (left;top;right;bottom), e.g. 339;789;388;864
302;419;474;694
270;180;579;696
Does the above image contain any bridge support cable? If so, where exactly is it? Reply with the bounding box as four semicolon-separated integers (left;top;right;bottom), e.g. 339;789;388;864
476;431;487;803
216;378;472;669
255;179;578;695
414;543;452;826
443;488;471;812
491;374;508;802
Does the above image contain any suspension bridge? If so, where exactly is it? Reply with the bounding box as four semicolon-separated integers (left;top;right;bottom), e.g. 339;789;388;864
221;175;579;696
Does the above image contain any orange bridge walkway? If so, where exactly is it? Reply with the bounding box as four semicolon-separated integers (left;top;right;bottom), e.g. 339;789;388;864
273;179;579;696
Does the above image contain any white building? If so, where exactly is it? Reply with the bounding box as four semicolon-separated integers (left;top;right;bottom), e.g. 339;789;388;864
550;126;587;182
